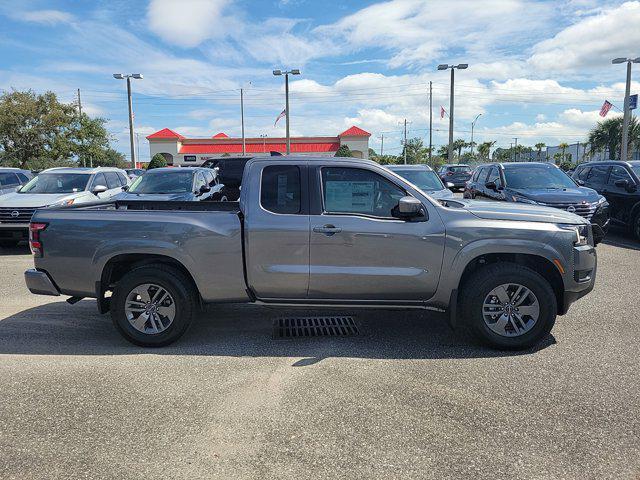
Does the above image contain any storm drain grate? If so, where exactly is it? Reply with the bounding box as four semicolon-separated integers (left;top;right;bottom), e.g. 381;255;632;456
273;316;359;338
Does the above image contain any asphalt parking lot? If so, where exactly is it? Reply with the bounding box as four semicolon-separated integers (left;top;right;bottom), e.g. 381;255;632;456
0;229;639;480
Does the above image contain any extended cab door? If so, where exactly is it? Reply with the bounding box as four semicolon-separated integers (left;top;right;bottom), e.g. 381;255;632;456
243;162;309;299
307;164;445;302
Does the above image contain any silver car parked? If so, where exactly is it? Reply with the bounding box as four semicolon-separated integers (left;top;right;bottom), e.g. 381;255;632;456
0;167;33;197
0;167;129;248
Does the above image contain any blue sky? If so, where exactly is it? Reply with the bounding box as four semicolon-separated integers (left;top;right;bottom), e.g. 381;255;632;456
1;0;640;161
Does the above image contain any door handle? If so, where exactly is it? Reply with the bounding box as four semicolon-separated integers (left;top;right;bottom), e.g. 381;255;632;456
313;224;342;235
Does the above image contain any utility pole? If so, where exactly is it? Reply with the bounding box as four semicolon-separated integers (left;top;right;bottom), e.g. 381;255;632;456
240;88;246;156
437;63;468;163
513;137;518;162
428;81;433;163
136;133;141;166
380;134;384;156
403;119;408;164
77;89;84;167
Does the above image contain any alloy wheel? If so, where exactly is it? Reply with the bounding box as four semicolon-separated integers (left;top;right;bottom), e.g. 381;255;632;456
482;283;540;337
124;283;176;334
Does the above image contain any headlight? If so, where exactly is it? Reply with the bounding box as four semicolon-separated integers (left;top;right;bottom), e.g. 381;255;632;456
49;198;75;207
510;195;539;205
596;196;607;206
560;224;589;246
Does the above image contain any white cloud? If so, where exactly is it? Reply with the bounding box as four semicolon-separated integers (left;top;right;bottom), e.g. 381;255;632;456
147;0;233;48
20;9;74;25
529;2;640;72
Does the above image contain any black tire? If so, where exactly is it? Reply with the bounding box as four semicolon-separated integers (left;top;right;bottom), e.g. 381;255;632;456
0;239;20;248
111;265;198;347
459;262;557;350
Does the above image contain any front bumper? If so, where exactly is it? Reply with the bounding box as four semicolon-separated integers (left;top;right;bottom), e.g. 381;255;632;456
24;269;60;296
0;223;30;240
560;244;597;314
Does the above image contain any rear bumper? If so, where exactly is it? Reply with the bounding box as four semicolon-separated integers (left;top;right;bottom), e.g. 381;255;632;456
24;269;60;296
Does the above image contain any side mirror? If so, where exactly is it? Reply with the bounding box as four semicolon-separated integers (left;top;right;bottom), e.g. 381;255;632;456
614;178;637;191
576;179;585;186
485;181;497;191
393;196;423;219
446;182;455;188
122;185;129;191
199;185;211;194
92;185;108;195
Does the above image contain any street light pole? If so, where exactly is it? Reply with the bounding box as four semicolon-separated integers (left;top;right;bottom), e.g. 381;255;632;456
113;73;143;168
470;113;482;157
273;68;301;155
438;63;468;163
240;88;245;156
613;57;640;160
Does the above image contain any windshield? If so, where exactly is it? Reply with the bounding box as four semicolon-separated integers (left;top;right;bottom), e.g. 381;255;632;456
448;166;471;173
631;165;640;178
129;171;194;194
393;169;444;191
19;173;91;194
504;165;577;189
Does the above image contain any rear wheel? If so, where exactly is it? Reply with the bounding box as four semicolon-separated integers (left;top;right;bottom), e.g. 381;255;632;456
459;263;557;350
111;265;198;347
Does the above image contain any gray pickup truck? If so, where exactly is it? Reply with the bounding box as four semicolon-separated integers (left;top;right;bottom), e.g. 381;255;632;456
24;157;597;350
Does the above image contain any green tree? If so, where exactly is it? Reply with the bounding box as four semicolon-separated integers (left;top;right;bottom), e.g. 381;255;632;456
534;142;546;161
436;145;449;160
477;141;496;160
588;116;640;160
401;137;430;164
452;138;467;160
148;153;167;169
335;145;353;157
0;89;120;170
557;142;569;164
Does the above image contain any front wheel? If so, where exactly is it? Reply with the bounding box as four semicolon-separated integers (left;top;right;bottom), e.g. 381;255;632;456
111;265;198;347
459;263;557;350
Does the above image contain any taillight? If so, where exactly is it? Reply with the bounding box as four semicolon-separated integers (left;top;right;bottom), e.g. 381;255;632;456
446;171;453;176
29;222;47;257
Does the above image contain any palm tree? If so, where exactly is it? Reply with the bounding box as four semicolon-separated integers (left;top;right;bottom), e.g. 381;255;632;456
452;138;467;161
557;142;569;165
477;141;496;160
588;116;640;160
534;142;546;161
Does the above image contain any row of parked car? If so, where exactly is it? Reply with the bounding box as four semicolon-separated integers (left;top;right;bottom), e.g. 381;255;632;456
457;160;640;242
0;164;233;247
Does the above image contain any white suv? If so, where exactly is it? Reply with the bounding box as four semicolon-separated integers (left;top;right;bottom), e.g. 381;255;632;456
0;167;129;248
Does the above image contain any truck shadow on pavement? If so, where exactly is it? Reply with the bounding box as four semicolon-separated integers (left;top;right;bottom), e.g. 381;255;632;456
0;300;556;361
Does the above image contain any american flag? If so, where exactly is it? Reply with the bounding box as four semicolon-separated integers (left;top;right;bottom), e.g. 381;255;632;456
440;106;447;119
599;100;612;117
274;108;286;127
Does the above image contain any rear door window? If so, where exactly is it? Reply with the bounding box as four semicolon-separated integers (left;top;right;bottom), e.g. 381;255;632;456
574;166;590;182
261;165;301;214
585;165;610;186
486;167;500;185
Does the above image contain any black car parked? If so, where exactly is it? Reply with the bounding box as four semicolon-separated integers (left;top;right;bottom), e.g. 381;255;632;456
437;164;472;190
572;160;640;240
201;157;253;201
464;162;610;244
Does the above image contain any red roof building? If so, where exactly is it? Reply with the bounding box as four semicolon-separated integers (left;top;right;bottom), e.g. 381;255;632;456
147;126;370;166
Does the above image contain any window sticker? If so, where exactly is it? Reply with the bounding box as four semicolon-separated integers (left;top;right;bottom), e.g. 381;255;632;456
325;181;375;212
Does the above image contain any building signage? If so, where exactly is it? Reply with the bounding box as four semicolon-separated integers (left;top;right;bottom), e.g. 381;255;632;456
184;155;197;162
